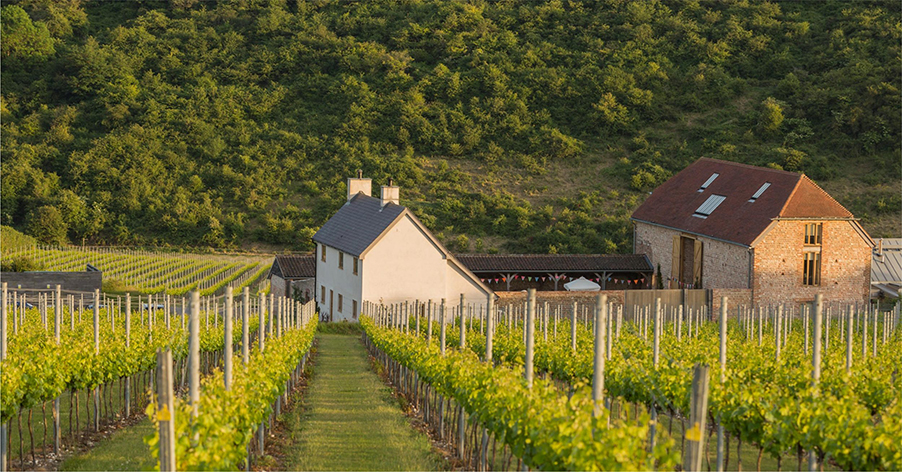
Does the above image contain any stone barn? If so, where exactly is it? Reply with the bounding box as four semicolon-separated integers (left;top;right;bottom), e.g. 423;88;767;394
631;158;873;306
268;254;315;302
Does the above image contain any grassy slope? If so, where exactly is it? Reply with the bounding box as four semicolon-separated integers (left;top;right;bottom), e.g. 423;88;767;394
284;334;444;471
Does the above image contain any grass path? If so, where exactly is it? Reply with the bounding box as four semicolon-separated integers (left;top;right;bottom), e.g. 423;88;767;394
283;334;443;471
59;419;154;471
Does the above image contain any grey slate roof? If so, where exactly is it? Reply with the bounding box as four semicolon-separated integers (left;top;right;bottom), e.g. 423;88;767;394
270;255;315;279
312;193;405;257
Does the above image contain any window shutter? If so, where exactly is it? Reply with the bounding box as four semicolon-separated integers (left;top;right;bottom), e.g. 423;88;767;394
671;235;681;287
693;240;704;285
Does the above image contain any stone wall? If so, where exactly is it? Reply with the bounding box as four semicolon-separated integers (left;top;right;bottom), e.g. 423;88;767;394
753;220;870;306
634;222;750;290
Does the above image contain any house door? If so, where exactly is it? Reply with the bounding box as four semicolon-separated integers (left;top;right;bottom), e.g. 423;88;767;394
329;290;334;322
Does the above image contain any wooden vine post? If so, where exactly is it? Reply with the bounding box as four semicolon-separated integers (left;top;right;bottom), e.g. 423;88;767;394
224;288;234;389
242;287;250;365
440;299;447;357
592;293;607;418
189;291;200;417
525;289;536;388
93;289;100;431
485;294;494;363
683;364;710;472
156;348;176;472
846;305;853;375
125;293;131;417
53;285;61;454
809;294;823;472
1;282;7;472
716;297;727;472
570;300;577;352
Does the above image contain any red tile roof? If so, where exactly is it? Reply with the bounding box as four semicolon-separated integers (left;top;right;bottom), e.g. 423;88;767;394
630;158;855;246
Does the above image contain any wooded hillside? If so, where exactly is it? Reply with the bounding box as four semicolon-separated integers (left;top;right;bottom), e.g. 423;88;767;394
2;0;899;253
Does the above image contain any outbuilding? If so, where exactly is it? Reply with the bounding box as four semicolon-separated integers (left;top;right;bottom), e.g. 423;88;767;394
631;158;873;306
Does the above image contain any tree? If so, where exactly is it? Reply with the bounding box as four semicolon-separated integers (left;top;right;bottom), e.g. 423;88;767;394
26;205;68;245
1;5;55;59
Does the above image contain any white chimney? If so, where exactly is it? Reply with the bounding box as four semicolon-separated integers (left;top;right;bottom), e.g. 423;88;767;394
380;178;399;208
347;169;372;201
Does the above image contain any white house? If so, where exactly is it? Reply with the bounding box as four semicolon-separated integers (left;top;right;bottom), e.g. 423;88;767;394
312;173;493;322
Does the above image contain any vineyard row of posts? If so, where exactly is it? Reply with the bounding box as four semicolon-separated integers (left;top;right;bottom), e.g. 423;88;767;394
0;281;315;471
2;244;273;296
362;291;900;471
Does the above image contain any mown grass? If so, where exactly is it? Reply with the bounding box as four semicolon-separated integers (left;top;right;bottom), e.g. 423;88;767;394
316;321;363;335
283;334;444;471
60;419;154;471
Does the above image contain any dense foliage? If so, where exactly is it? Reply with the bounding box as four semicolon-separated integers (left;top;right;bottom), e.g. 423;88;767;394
1;303;260;422
419;308;902;470
145;312;316;470
362;316;678;470
2;0;899;252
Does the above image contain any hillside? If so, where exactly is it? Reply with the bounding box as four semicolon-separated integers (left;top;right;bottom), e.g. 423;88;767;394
2;0;899;254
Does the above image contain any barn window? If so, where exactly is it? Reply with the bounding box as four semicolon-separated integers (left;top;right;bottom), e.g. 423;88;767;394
320;245;326;262
748;182;771;202
338;294;343;312
693;195;726;218
321;285;325;301
803;252;821;286
698;173;719;192
804;223;822;245
353;257;359;275
352;300;358;319
339;252;344;270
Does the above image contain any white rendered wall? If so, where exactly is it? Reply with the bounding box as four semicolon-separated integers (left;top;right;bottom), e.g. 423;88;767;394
316;243;363;322
445;261;490;308
361;215;449;305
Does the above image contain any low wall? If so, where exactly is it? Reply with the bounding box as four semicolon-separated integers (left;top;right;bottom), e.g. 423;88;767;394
0;271;102;294
495;290;625;306
711;288;753;315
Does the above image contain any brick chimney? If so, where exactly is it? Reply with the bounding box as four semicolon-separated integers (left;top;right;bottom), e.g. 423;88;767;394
380;178;399;208
347;169;371;201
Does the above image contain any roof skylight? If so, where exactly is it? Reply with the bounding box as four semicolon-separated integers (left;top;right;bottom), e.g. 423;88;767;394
748;182;771;202
693;194;726;218
698;173;719;192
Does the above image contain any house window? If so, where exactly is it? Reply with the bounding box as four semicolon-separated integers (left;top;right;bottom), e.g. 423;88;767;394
803;252;821;286
353;257;359;275
339;252;344;270
338;294;343;312
804;223;822;245
320;245;326;262
352;300;358;319
321;285;325;302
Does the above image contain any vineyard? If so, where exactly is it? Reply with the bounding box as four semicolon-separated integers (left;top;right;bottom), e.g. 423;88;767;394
0;282;315;471
361;293;901;471
1;227;272;296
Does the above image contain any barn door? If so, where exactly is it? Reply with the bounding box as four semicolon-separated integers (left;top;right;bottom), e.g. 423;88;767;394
693;240;704;287
671;235;681;288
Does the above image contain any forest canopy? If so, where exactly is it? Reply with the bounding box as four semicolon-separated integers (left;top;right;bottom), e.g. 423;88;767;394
2;0;899;253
